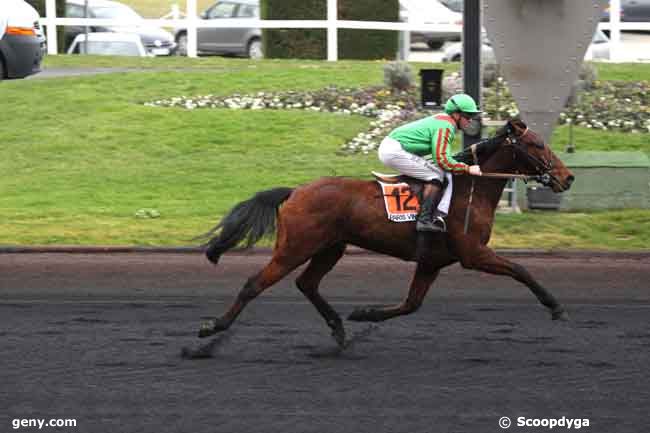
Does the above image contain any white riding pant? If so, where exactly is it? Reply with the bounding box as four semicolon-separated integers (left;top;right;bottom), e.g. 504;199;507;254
378;136;453;216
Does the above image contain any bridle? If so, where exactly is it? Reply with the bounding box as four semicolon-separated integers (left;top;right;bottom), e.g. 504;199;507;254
463;124;561;234
470;125;559;187
501;126;560;188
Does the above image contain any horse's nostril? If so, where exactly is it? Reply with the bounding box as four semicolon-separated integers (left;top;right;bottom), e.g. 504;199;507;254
567;175;575;185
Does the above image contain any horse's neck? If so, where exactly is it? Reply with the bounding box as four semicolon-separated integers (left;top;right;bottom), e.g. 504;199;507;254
455;175;507;213
456;148;514;213
481;146;515;174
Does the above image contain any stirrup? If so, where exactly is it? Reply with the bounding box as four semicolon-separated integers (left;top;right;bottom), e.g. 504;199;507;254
416;215;447;233
433;216;447;232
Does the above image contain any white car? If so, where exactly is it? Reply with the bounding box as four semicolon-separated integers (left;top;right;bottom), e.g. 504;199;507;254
399;0;463;50
0;0;46;79
65;0;175;55
67;32;149;56
442;29;611;62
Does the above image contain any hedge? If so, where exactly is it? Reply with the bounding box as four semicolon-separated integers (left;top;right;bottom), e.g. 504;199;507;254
261;0;398;60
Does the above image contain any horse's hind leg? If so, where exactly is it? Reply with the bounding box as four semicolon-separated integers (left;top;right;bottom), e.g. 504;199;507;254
199;254;302;338
295;243;347;347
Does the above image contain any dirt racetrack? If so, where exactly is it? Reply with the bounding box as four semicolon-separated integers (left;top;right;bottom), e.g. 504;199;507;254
1;251;649;433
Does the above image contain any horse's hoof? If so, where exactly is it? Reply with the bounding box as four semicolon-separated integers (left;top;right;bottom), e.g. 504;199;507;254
198;324;216;338
199;319;228;338
348;308;384;322
348;308;370;322
332;327;346;348
552;308;569;321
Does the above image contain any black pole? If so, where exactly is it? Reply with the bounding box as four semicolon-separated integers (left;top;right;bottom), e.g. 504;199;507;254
463;0;482;148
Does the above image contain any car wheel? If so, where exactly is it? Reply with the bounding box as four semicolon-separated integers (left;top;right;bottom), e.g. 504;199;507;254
176;33;188;56
452;54;461;62
247;39;263;60
426;40;444;50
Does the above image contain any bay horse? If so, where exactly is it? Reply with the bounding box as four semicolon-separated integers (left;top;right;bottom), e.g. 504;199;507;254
197;118;575;346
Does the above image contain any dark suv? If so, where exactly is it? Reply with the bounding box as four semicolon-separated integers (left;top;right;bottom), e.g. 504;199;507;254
602;0;650;22
175;0;262;59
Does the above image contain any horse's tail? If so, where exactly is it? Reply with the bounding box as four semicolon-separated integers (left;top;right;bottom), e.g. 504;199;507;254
197;187;294;265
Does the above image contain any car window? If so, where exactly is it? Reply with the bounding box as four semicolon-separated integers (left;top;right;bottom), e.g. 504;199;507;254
237;5;258;18
592;30;608;44
66;3;86;18
207;2;237;19
440;0;462;13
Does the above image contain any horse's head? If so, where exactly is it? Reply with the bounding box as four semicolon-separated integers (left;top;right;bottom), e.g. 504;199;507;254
498;119;575;192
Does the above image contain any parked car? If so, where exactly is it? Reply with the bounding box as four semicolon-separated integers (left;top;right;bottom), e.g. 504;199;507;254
175;0;262;59
602;0;650;22
0;0;46;80
441;29;611;62
64;0;175;56
440;32;494;63
399;0;462;50
439;0;462;13
67;32;150;56
584;29;611;61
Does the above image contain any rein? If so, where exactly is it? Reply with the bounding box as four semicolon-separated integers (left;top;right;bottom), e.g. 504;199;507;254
463;144;478;234
478;172;548;181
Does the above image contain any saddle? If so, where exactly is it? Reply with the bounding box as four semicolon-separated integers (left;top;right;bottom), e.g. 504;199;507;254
372;171;424;187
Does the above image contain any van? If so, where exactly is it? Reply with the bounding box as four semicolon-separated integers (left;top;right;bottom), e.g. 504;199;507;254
0;0;47;79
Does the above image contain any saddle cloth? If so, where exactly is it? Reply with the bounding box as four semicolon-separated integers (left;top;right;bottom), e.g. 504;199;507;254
375;176;421;223
373;171;452;223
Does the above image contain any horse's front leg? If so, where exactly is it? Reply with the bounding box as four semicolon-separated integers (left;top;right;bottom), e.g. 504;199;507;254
348;263;440;322
459;246;568;320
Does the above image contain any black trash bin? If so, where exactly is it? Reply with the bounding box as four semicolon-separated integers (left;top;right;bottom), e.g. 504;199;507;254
526;186;563;210
419;69;444;109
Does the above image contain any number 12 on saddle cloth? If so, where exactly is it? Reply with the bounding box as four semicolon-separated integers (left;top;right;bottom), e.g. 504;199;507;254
377;181;421;222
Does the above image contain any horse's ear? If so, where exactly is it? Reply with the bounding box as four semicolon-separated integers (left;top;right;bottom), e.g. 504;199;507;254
511;117;522;127
508;117;528;133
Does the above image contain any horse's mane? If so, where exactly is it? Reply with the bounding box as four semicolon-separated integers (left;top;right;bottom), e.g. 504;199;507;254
453;129;509;165
452;117;533;165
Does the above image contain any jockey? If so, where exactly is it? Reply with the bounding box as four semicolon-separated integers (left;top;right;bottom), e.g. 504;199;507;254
378;93;483;233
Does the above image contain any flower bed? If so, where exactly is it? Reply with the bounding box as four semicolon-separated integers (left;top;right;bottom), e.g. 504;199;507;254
146;79;649;155
145;86;426;155
561;81;650;133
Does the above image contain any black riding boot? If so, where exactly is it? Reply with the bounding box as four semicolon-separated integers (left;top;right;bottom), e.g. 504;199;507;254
416;181;446;233
416;181;446;265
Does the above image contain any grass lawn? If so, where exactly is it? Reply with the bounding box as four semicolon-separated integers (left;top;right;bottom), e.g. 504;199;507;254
1;56;648;249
